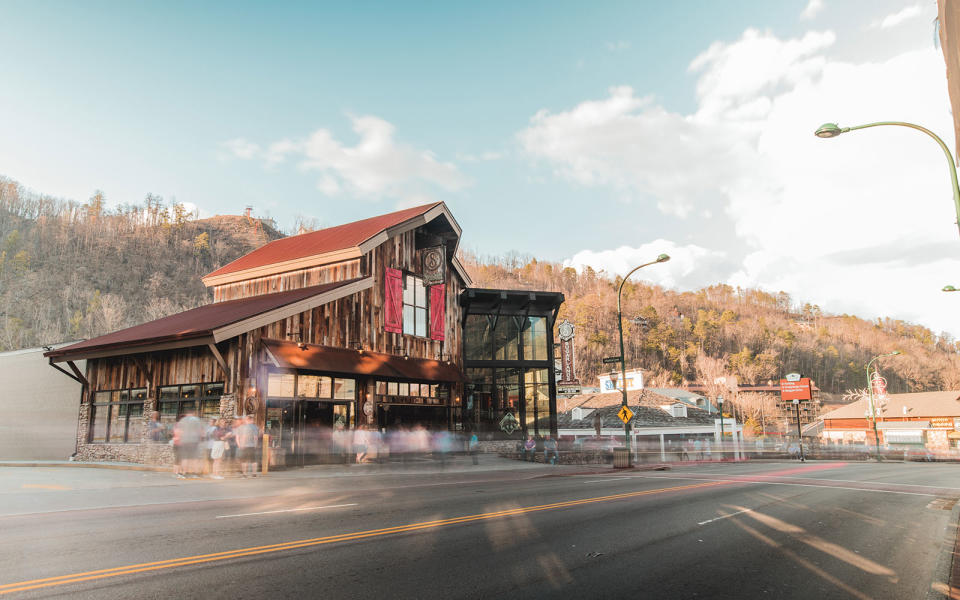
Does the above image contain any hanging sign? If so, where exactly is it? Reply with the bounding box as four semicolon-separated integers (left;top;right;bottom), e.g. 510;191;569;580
558;320;579;384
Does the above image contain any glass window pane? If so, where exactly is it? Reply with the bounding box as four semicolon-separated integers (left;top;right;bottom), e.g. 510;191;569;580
203;382;224;398
495;318;520;361
388;381;398;396
94;391;111;404
268;373;295;397
414;278;426;307
159;386;179;401
376;381;387;395
180;399;198;416
319;377;332;398
415;308;426;337
524;368;551;436
109;404;127;443
126;403;143;443
523;317;548;361
90;405;109;443
404;275;415;305
201;398;220;419
398;382;409;396
403;305;415;335
180;385;199;400
334;378;355;400
117;390;129;402
159;401;178;427
132;388;148;401
298;375;320;398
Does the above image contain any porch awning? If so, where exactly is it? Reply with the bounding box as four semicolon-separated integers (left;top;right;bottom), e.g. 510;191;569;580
262;339;466;383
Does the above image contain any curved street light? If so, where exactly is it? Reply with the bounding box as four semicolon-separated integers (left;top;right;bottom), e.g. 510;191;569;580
865;350;902;460
616;253;670;466
814;121;960;238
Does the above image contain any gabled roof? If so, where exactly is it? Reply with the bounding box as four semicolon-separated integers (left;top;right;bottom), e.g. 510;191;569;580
45;278;372;362
821;391;960;420
557;402;715;429
203;202;469;286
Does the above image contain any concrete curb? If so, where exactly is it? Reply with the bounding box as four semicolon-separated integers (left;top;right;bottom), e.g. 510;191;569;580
0;461;172;472
927;498;960;599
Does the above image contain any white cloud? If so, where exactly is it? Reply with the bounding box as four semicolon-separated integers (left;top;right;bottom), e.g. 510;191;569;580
564;240;730;290
222;115;469;201
524;27;960;335
801;0;824;20
872;4;923;29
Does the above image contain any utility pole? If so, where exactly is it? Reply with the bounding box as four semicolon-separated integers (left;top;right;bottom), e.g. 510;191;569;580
793;399;805;462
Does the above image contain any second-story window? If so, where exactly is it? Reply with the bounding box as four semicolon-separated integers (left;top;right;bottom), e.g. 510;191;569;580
403;274;427;337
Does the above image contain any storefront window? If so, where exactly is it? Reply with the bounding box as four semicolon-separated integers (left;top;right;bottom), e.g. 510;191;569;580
333;378;356;400
464;315;492;360
89;387;147;444
524;368;550;437
495;317;520;361
156;382;222;428
298;375;320;398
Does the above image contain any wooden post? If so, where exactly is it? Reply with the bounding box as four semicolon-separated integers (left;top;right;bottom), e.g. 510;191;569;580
262;434;270;475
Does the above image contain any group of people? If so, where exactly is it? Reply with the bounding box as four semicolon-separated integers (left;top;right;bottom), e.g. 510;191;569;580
148;411;261;479
337;424;480;466
521;435;560;464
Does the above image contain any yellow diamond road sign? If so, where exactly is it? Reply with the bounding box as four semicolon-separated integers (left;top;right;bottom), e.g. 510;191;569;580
617;406;634;424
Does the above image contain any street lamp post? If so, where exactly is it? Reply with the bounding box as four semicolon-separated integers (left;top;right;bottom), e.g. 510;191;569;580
814;122;960;238
616;253;670;466
865;351;902;460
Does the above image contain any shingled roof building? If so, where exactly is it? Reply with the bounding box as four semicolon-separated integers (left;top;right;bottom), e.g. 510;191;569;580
45;203;563;465
821;391;960;451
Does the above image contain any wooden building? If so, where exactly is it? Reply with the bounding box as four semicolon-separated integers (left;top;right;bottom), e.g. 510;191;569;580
46;203;563;465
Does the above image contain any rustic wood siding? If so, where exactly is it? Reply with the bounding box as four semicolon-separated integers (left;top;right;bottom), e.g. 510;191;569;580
212;259;362;302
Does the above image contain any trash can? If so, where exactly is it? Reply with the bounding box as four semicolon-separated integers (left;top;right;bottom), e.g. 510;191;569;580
613;448;631;468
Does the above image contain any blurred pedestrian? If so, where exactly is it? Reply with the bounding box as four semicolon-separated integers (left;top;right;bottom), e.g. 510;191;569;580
468;432;479;465
174;411;204;479
235;416;260;477
147;411;166;443
208;419;228;479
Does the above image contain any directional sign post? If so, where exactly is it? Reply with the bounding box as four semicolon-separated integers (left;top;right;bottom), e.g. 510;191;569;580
617;406;634;424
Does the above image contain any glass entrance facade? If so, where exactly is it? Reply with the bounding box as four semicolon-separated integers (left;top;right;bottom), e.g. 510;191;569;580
459;289;564;440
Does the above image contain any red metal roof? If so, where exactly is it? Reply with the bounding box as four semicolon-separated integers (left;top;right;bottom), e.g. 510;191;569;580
263;339;465;382
46;279;363;359
205;202;442;279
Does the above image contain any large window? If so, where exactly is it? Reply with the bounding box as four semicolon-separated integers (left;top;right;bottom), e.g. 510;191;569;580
89;388;147;443
267;373;355;401
524;368;551;437
375;380;442;405
157;382;222;429
403;275;428;337
522;317;548;361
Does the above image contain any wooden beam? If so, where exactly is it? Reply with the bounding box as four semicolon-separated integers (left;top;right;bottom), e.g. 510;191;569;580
208;342;230;379
48;336;215;363
66;360;89;387
48;359;85;386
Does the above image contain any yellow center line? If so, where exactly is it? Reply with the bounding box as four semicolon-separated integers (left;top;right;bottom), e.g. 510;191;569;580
0;480;723;595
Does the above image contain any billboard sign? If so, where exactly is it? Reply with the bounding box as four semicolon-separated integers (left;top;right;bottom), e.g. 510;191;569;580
779;377;812;401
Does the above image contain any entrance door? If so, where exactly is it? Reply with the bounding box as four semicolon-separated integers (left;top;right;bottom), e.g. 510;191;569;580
265;399;297;467
298;401;353;465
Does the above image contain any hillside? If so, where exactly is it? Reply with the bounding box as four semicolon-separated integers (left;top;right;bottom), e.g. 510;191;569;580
3;175;958;398
463;255;960;396
0;177;284;350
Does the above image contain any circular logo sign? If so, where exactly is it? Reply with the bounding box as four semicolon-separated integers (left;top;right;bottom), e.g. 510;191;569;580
558;319;575;341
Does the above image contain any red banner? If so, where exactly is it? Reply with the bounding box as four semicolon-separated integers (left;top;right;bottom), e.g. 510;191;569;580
384;268;402;333
429;284;445;341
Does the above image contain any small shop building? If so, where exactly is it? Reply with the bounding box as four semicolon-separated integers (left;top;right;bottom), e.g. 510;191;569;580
820;390;960;451
44;202;563;465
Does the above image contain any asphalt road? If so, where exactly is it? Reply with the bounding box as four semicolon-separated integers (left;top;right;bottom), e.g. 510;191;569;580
1;459;958;599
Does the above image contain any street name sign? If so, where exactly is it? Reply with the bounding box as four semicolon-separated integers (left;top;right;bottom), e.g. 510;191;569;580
603;356;622;364
617;406;634;424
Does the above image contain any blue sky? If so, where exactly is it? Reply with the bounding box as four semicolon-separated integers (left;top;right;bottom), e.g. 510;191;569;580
3;0;959;336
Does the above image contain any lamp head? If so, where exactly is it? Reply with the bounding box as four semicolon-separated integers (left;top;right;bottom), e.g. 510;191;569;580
944;285;959;292
891;350;902;356
814;123;845;138
656;253;671;263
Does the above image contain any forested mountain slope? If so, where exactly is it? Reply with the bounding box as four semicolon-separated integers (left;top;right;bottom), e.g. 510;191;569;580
2;175;957;396
0;177;283;351
463;255;960;396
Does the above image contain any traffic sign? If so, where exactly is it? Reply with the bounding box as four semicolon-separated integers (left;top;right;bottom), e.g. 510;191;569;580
603;356;622;364
617;406;634;424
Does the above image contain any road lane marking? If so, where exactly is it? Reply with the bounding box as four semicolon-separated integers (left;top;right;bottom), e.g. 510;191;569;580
216;503;358;518
630;474;943;497
582;478;631;484
0;480;723;595
698;508;753;526
672;471;960;491
20;484;71;491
